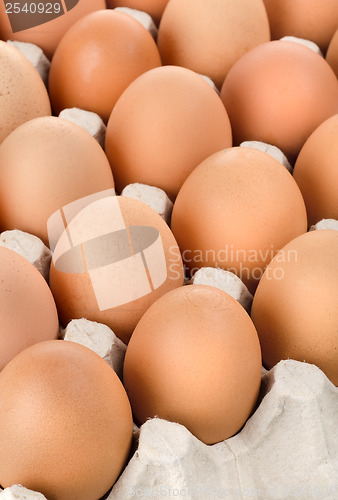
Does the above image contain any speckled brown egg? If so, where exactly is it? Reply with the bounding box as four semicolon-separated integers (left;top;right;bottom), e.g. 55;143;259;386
251;230;338;386
123;284;262;445
171;147;307;293
48;9;162;122
0;339;133;500
0;116;114;245
293;114;338;226
0;41;51;145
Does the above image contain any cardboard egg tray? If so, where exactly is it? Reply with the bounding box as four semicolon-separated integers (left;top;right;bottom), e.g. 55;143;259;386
0;4;338;500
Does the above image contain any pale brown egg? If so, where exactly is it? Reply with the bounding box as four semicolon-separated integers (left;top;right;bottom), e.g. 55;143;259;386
105;65;232;200
170;147;307;293
106;0;169;24
123;284;262;445
326;27;338;77
0;247;59;372
48;9;162;123
0;0;106;59
0;339;133;500
157;0;270;89
0;116;115;246
251;230;338;386
293;114;338;226
263;0;338;54
221;40;338;161
0;41;51;145
49;195;184;344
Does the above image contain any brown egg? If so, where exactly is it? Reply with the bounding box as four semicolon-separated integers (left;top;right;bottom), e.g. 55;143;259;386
123;285;262;445
105;65;232;200
251;230;338;385
0;339;133;500
106;0;169;24
0;0;106;59
49;195;184;344
0;116;115;245
293;114;338;226
221;40;338;161
157;0;270;89
0;247;59;372
171;147;307;293
263;0;338;54
326;27;338;77
48;9;161;122
0;41;51;145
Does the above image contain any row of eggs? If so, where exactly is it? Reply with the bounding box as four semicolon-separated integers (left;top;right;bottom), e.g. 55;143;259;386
0;1;337;499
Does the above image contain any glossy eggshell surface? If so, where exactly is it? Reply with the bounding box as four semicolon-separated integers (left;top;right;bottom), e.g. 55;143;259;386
0;340;133;500
48;9;162;122
221;40;338;161
123;285;262;445
0;0;107;59
49;196;184;344
157;0;270;89
251;230;338;386
171;147;307;293
0;116;114;245
0;247;59;372
0;41;51;146
105;65;232;200
293;114;338;226
262;0;338;53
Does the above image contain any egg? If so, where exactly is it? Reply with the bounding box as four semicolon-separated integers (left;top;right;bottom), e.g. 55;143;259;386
106;0;169;24
251;230;338;386
123;285;262;445
0;116;115;245
221;40;338;161
0;0;106;59
48;9;162;122
262;0;338;54
326;27;338;77
49;195;184;344
105;65;232;200
171;147;307;293
157;0;270;89
0;41;51;145
0;247;59;372
293;114;338;226
0;339;133;500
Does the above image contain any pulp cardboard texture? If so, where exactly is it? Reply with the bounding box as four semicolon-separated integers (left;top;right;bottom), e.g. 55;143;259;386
121;183;173;224
58;108;107;148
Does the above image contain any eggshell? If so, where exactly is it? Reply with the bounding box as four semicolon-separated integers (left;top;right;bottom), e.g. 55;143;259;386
49;196;184;344
48;9;162;122
0;41;51;145
123;285;262;445
251;230;338;386
221;40;338;161
0;340;133;500
293;114;338;226
326;27;338;78
105;65;232;200
170;147;307;293
0;247;58;372
107;0;169;24
0;116;115;245
0;0;106;59
263;0;338;53
157;0;270;89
